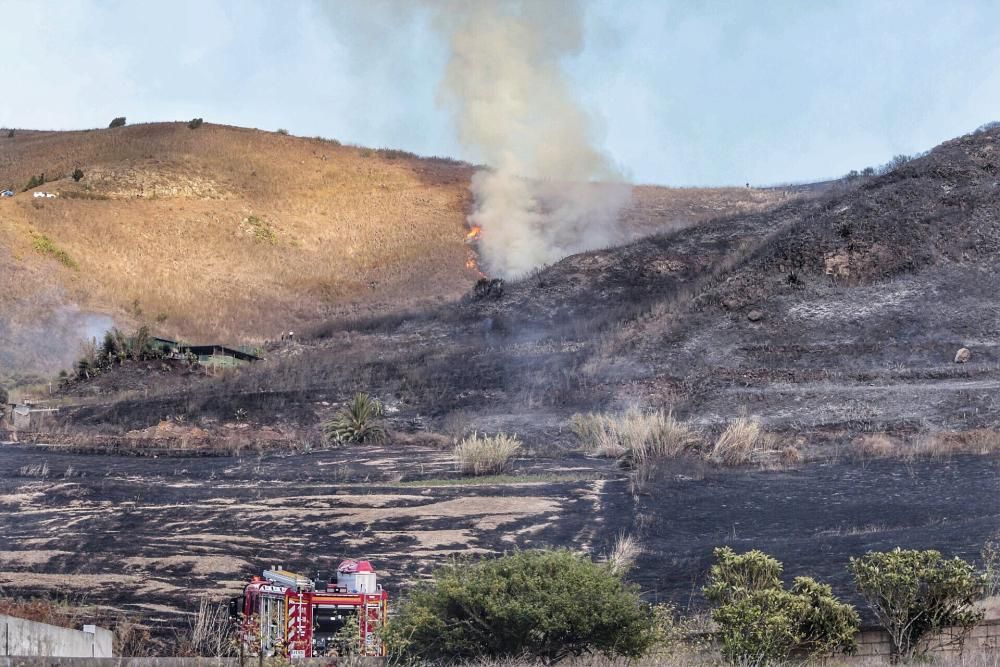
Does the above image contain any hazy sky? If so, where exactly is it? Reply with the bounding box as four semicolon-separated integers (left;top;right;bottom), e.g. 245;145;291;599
1;0;998;186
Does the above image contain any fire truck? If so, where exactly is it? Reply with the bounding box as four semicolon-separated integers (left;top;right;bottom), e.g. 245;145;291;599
230;560;388;658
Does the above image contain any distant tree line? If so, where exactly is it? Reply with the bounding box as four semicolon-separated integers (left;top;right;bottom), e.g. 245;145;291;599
844;153;916;182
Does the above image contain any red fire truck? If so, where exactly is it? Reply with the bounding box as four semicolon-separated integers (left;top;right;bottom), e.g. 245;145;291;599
231;560;388;658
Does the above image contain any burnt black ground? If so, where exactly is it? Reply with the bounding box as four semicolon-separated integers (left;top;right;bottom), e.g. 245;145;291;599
0;443;616;627
2;443;996;627
619;456;1000;618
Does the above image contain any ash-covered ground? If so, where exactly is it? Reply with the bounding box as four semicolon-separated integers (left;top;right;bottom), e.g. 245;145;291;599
2;443;996;627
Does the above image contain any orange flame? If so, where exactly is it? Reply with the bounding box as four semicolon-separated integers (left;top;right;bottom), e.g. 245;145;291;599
464;224;486;277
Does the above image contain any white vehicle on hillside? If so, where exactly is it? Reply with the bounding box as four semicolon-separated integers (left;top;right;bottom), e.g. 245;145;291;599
32;191;57;198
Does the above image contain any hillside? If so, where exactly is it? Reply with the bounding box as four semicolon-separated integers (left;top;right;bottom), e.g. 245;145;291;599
0;122;789;379
0;123;474;378
3;125;999;627
60;122;1000;444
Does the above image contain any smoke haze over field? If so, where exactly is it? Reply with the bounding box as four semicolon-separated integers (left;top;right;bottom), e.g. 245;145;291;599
0;304;114;383
430;0;631;277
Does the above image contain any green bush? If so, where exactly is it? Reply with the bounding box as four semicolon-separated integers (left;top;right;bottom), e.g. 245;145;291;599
704;548;782;605
109;117;126;128
324;393;386;444
23;173;45;191
850;548;985;661
711;587;808;665
188;118;204;130
386;549;657;664
705;547;858;665
72;168;84;182
76;357;94;380
243;216;276;244
276;128;289;135
790;576;862;658
32;234;76;269
86;326;163;373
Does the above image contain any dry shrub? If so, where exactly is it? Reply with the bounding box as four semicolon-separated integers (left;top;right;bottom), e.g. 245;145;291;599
454;432;521;476
441;409;475;443
113;616;154;657
606;533;642;575
18;461;50;477
569;409;699;462
175;596;234;657
912;430;1000;458
846;430;1000;462
710;415;774;465
779;445;802;465
0;596;79;628
848;433;899;460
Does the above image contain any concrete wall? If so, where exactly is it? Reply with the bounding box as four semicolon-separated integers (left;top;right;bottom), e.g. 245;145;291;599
852;620;1000;661
0;615;113;657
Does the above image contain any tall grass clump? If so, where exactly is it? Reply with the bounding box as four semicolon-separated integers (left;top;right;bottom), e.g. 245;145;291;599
606;533;642;575
179;596;234;657
710;414;773;465
570;409;698;462
454;432;521;476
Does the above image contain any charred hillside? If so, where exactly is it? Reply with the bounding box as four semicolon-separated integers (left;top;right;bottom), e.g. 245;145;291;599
7;127;1000;627
0;122;791;383
39;124;998;453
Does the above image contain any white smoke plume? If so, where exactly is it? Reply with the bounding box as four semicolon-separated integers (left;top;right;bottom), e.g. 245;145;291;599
430;0;631;277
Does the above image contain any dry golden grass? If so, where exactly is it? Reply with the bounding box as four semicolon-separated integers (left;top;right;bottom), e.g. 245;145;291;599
0;595;81;629
913;429;1000;457
709;414;774;465
622;184;792;238
0;123;476;347
606;533;642;575
569;409;699;461
848;433;900;460
454;432;522;476
0;122;794;377
848;430;1000;461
